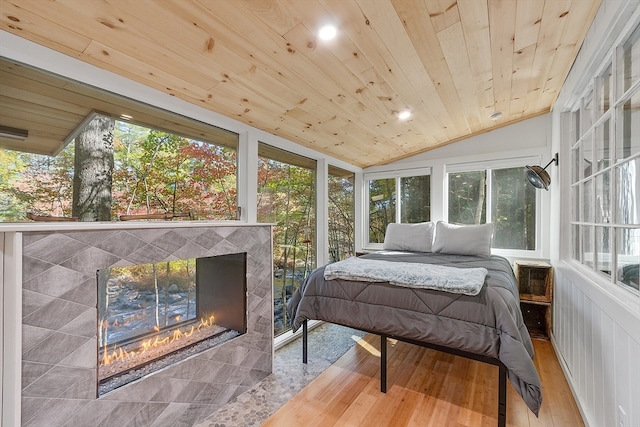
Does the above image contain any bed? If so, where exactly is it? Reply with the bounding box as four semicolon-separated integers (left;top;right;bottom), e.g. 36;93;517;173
286;222;543;426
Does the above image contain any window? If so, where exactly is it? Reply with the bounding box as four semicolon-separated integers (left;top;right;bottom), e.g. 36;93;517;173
0;116;238;222
257;144;316;337
328;166;355;263
0;59;239;223
365;169;430;246
568;23;640;293
447;163;537;251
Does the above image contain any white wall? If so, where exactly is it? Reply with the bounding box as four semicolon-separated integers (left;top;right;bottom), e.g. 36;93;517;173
550;1;640;427
365;113;554;259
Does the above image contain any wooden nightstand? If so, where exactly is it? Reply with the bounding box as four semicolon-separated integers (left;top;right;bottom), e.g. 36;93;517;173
514;260;553;339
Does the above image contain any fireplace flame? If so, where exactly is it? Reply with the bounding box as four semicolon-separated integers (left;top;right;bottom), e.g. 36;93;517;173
100;314;215;367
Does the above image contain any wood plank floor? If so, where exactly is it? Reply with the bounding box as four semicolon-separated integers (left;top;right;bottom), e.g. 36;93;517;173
262;335;583;427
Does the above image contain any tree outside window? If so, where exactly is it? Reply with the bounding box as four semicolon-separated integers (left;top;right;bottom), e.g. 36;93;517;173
0;115;238;222
447;166;536;251
366;170;431;246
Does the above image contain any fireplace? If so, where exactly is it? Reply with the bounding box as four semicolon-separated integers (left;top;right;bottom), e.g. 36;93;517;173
97;253;247;395
8;223;272;426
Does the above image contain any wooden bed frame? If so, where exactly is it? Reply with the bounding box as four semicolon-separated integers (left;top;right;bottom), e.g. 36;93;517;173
301;320;508;427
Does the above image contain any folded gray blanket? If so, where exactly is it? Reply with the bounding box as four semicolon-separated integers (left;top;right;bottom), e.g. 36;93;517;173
324;256;487;295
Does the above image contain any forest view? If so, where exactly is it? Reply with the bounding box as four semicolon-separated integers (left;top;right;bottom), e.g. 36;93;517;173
0;116;238;222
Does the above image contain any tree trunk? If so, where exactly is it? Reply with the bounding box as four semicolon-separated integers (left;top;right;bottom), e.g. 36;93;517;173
72;115;115;221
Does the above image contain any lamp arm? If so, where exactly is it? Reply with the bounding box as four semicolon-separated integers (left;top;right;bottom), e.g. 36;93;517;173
541;153;559;170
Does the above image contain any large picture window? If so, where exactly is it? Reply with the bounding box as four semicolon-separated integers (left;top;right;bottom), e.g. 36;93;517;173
0;116;238;222
365;169;430;246
447;163;537;252
568;23;640;293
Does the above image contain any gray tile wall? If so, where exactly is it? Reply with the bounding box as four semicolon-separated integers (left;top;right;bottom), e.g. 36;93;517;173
20;225;273;427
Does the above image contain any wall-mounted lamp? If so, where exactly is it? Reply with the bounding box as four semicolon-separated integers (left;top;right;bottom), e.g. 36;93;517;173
525;153;558;190
0;125;29;141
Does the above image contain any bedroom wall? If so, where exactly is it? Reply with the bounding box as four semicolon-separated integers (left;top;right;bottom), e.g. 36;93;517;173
365;112;553;259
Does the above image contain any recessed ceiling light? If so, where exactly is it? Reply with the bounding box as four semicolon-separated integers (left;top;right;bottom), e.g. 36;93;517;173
489;111;503;121
398;110;412;121
318;25;337;41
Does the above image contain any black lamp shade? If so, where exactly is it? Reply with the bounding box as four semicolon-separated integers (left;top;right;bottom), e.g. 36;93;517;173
526;165;551;190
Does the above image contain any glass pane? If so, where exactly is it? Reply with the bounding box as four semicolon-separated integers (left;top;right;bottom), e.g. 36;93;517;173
257;147;316;337
595;172;611;223
572;224;580;261
400;175;430;223
595;226;612;278
617;228;640;290
448;170;487;224
595;118;611;171
617;89;640;160
582;132;594;178
571;145;581;183
597;63;612;117
491;167;536;250
616;157;640;225
582;90;594;134
328;168;355;263
620;25;640;94
572;185;580;222
582;179;594;223
369;178;396;243
582;225;594;269
1;118;239;222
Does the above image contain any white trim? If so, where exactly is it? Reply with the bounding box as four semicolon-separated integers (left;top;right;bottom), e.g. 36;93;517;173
363;166;431;180
317;159;329;267
1;232;22;427
444;155;542;174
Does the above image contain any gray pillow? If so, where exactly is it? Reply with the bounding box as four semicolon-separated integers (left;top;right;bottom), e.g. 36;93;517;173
383;222;434;252
432;221;493;257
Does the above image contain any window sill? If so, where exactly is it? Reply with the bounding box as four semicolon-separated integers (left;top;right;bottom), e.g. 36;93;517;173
274;319;323;351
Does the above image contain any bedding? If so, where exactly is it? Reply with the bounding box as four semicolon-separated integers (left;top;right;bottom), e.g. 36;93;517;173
323;256;487;295
287;251;542;416
432;221;493;257
383;222;434;252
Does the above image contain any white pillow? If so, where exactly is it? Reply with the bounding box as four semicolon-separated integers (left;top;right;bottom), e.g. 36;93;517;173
432;221;493;257
383;222;434;252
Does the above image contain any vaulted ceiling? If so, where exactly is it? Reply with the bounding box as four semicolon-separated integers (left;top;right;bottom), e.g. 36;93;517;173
0;0;601;167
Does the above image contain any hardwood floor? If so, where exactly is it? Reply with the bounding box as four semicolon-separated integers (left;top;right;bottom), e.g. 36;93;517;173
262;335;583;427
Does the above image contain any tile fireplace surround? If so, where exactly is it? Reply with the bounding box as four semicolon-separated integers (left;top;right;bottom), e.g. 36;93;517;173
0;221;273;427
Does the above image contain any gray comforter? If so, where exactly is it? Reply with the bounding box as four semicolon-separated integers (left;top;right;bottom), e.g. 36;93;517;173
287;251;542;415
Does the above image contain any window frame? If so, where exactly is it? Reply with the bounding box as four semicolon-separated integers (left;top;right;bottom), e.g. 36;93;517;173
363;167;431;249
444;156;545;259
566;20;640;296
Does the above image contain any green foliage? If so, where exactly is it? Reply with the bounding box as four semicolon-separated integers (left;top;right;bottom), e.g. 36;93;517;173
1;118;238;221
368;178;396;243
328;173;355;262
448;170;487;224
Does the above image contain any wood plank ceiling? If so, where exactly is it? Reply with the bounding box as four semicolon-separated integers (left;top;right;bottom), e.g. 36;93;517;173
0;0;601;168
